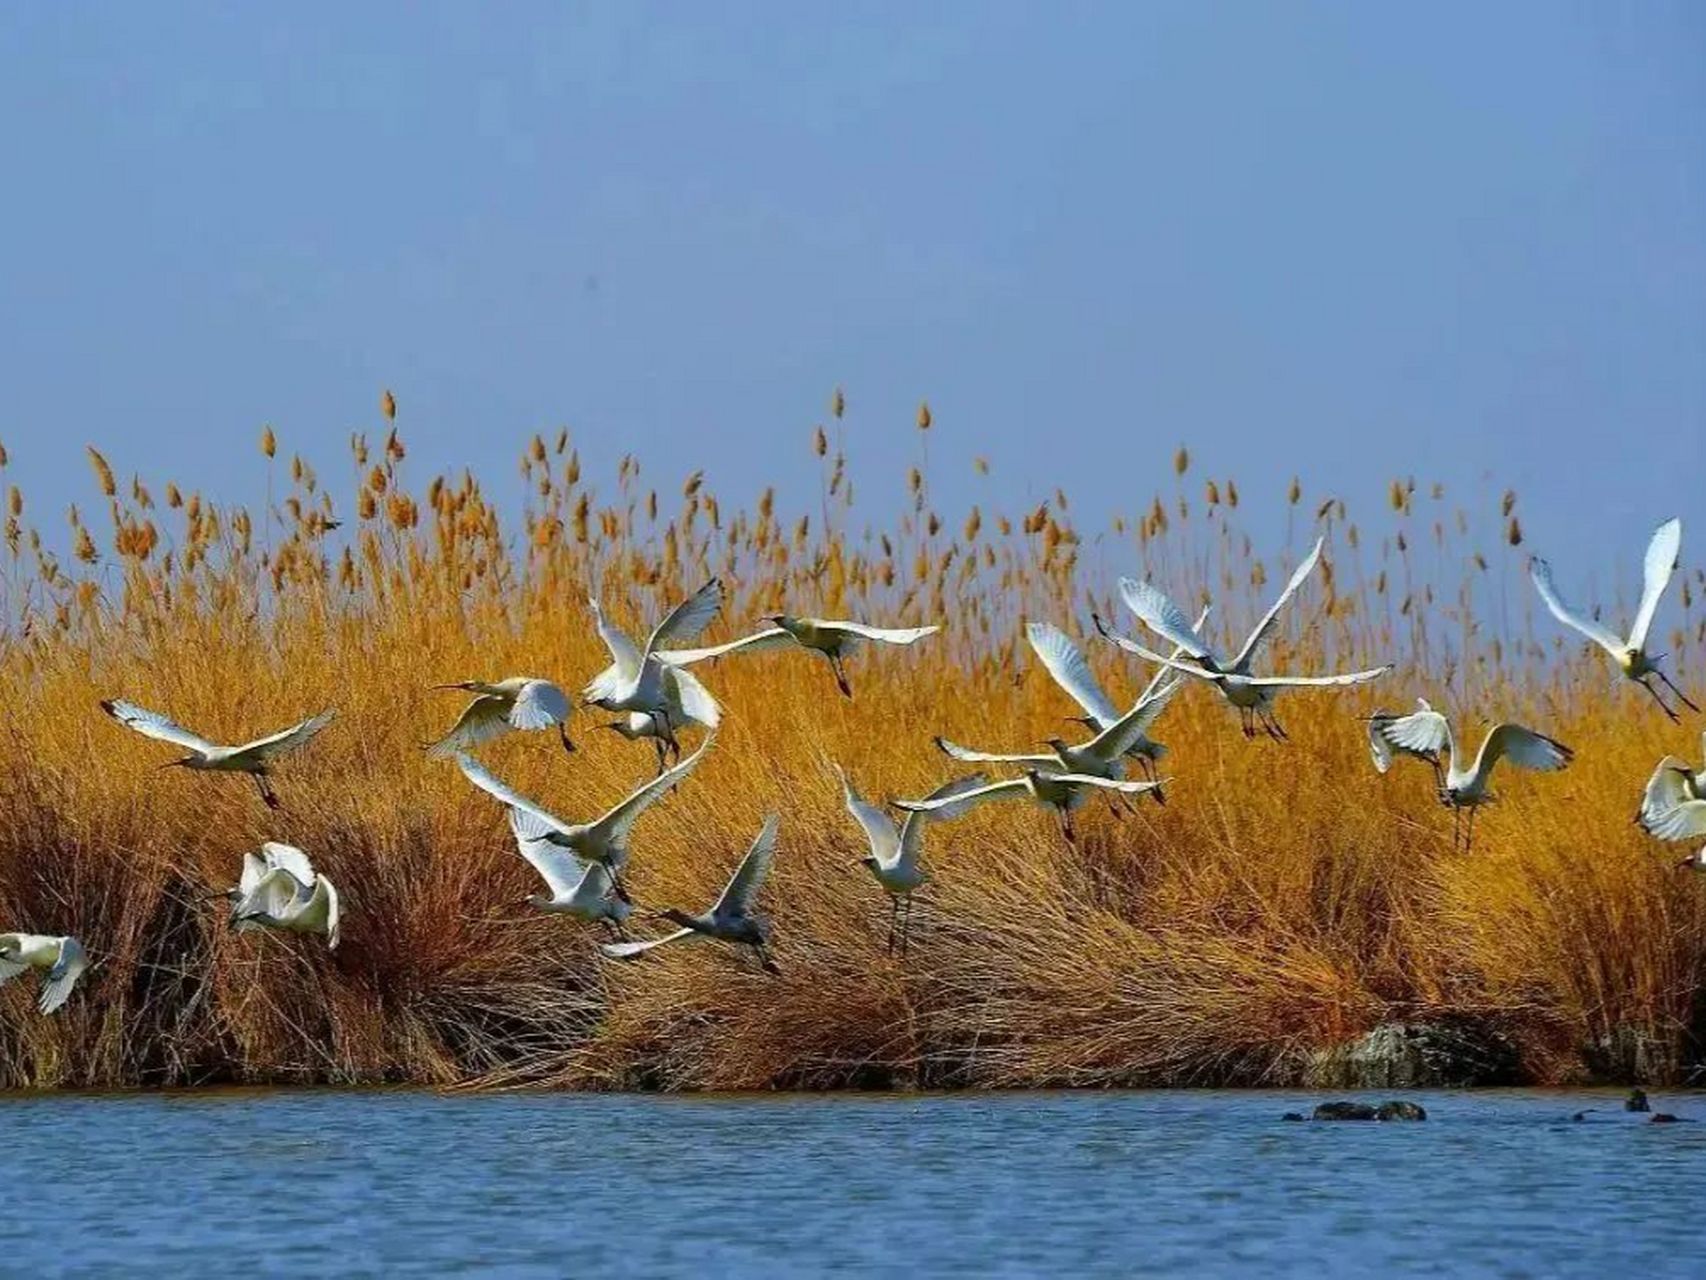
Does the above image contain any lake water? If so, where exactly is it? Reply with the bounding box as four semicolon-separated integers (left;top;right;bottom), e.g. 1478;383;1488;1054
0;1089;1700;1277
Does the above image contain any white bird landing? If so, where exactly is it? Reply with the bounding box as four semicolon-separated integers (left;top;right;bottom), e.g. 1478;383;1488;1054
427;677;573;756
1033;612;1205;779
583;578;725;761
1367;705;1573;851
1366;698;1447;788
895;768;1165;845
506;809;631;937
101;700;335;809
223;842;341;948
453;732;715;900
1530;518;1696;721
0;934;89;1014
839;767;986;956
659;615;939;699
601;814;781;973
1637;733;1706;854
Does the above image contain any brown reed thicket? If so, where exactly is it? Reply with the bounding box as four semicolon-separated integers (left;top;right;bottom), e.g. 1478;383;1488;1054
1;404;1703;1090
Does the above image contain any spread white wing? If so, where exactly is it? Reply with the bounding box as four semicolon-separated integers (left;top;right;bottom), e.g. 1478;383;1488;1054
644;578;724;657
260;842;318;885
933;736;1055;768
713;815;779;918
234;710;335;761
1229;537;1323;671
509;680;571;730
600;929;695;960
1081;678;1182;760
589;732;715;848
1117;579;1214;660
665;666;721;729
100;700;218;754
1529;557;1626;656
1639;756;1699;833
895;774;989;870
1368;701;1452;773
1026;622;1119;724
812;621;939;645
1629;518;1681;652
893;778;1032;820
454;753;574;839
38;937;88;1015
1112;640;1387;688
1643;798;1706;843
1470;723;1573;788
658;627;794;667
589;596;642;682
427;695;512;756
509;808;589;896
838;766;900;863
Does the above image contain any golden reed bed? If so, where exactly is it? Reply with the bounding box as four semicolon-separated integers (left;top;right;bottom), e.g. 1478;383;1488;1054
0;396;1701;1089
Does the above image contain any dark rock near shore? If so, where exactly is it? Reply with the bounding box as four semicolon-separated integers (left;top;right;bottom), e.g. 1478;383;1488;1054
1303;1019;1520;1089
1376;1100;1428;1121
1625;1088;1650;1113
1651;1113;1685;1124
1281;1112;1307;1122
1312;1102;1379;1121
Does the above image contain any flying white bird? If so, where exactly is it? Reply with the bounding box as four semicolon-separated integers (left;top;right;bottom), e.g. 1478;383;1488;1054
506;809;631;937
101;700;335;808
894;768;1165;845
222;842;341;948
658;615;939;699
1102;538;1385;738
1033;611;1205;780
1366;698;1447;788
583;579;724;757
1367;705;1573;851
601;815;781;973
427;677;573;756
838;767;986;956
0;934;89;1014
453;733;714;900
933;675;1182;808
1636;733;1706;853
1530;518;1696;721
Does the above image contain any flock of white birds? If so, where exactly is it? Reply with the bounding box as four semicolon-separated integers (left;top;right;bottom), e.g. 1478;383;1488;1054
3;519;1700;1017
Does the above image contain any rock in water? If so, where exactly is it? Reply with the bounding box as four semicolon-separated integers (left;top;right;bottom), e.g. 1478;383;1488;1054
1376;1100;1428;1122
1626;1089;1651;1113
1281;1112;1307;1122
1312;1101;1379;1121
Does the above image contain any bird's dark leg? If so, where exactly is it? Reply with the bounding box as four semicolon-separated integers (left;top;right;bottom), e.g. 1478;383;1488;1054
1452;805;1462;851
559;722;577;754
1464;806;1477;855
901;895;914;957
609;868;632;905
1639;678;1680;723
1060;811;1077;845
886;897;899;956
255;773;281;810
756;943;781;975
1240;707;1254;738
652;738;668;777
831;652;854;699
1657;669;1700;714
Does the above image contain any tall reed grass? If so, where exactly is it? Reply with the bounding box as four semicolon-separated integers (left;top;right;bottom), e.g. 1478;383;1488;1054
0;399;1701;1089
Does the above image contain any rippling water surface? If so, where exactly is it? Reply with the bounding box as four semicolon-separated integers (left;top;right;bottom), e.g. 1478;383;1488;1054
0;1089;1700;1277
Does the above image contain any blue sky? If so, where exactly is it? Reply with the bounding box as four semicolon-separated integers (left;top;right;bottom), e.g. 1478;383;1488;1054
1;2;1701;587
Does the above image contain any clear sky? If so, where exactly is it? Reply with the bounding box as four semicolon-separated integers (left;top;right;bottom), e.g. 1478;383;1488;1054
1;2;1701;585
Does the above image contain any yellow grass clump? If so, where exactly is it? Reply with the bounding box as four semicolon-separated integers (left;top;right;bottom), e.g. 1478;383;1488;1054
0;400;1702;1090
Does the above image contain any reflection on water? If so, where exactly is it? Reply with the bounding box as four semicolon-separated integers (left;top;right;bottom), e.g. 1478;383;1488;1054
0;1089;1700;1277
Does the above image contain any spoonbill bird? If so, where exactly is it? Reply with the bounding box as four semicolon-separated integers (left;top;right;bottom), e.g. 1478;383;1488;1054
838;767;987;956
600;814;781;973
1035;610;1206;779
427;677;573;756
583;579;724;758
894;768;1165;845
453;733;714;901
1105;538;1385;737
507;809;631;937
1366;698;1447;788
1366;705;1573;851
658;615;939;698
933;675;1182;808
223;842;341;948
0;934;89;1014
1529;518;1696;721
1636;734;1706;853
101;700;335;809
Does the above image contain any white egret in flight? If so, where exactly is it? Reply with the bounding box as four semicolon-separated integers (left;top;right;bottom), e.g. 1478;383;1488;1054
101;700;334;809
